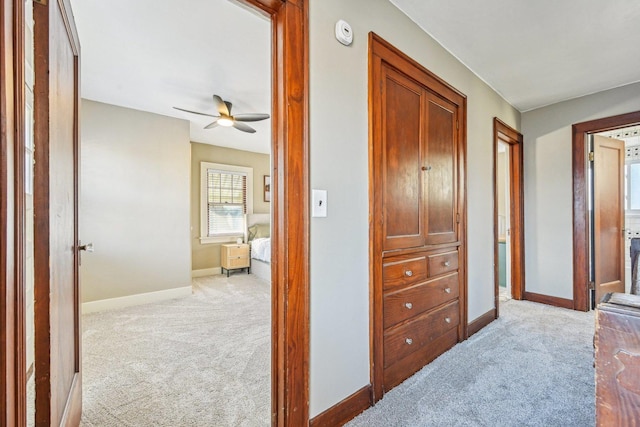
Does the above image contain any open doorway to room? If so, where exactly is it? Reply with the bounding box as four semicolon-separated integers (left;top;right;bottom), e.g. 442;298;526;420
587;125;640;308
493;118;524;316
572;111;640;311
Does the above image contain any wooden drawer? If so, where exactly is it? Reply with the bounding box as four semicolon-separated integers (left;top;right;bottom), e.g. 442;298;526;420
226;244;249;257
383;254;428;290
427;250;458;277
226;256;249;268
383;273;459;329
383;300;459;368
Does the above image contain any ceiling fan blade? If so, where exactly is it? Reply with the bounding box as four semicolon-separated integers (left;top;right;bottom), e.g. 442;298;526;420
233;113;270;122
204;119;220;129
224;101;233;114
173;106;218;118
213;95;230;116
232;121;256;133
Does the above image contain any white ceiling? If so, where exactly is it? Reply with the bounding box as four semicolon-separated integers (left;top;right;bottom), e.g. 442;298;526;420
70;0;272;153
71;0;640;143
391;0;640;112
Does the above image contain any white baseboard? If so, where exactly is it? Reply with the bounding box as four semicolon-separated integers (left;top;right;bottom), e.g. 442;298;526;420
82;286;192;314
192;267;222;278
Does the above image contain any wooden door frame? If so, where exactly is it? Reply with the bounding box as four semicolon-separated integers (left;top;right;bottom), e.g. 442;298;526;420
368;33;467;402
1;0;27;424
3;0;310;425
493;118;524;317
572;110;640;311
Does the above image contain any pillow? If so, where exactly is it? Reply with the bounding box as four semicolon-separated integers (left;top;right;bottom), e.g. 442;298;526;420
248;223;270;241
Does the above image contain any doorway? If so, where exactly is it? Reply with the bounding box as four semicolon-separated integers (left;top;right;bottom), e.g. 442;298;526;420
2;0;310;425
493;118;524;316
572;111;640;311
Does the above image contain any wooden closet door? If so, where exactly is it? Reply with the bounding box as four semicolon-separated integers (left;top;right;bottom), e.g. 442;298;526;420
423;92;458;245
381;66;425;251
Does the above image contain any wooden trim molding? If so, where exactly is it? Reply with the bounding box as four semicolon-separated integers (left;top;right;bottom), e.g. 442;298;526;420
235;1;311;426
467;309;497;338
309;386;372;427
493;118;524;318
524;292;573;310
572;110;640;311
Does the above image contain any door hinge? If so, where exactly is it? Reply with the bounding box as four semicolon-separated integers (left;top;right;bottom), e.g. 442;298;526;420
456;120;459;130
588;281;595;290
456;213;460;224
588;151;594;162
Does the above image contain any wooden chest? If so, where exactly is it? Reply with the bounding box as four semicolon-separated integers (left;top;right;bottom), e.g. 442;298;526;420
595;293;640;426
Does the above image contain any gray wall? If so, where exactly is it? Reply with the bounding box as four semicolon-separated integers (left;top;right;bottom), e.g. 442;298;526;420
79;100;191;303
309;0;520;415
521;81;640;300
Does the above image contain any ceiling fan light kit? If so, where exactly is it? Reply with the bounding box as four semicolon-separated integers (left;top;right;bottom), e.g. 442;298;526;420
173;94;270;134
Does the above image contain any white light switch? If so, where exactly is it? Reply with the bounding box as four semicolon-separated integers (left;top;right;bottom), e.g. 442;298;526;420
312;189;327;217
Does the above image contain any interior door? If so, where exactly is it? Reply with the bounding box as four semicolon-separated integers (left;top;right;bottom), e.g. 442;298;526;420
593;134;625;305
33;0;82;425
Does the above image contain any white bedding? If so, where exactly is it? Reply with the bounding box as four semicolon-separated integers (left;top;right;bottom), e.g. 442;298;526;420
251;237;271;263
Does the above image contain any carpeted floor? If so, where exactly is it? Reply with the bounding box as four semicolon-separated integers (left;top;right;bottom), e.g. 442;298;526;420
80;274;271;427
346;300;595;427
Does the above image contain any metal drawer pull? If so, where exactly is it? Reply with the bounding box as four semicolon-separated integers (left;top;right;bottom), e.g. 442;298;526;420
444;287;451;294
405;338;413;345
445;317;451;324
404;302;413;309
404;270;413;277
443;261;451;267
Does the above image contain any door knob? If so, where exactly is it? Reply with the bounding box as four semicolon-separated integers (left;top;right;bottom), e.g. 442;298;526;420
78;242;94;252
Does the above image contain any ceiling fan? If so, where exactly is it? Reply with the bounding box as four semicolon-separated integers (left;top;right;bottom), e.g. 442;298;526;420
173;95;270;134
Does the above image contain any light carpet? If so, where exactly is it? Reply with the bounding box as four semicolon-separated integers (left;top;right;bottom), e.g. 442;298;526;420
80;274;271;427
346;300;595;427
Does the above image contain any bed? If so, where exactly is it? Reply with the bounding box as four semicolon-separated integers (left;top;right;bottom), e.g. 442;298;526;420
247;214;271;282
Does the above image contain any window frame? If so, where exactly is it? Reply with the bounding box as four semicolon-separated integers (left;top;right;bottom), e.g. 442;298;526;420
200;162;253;244
626;159;640;215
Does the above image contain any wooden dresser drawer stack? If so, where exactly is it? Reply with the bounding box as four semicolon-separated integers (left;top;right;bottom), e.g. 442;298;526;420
382;248;460;388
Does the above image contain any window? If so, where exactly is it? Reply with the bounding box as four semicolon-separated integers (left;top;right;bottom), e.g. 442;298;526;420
626;160;640;212
200;162;253;243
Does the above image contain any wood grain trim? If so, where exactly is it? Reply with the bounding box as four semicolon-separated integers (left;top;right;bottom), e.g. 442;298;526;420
524;292;573;310
309;386;372;427
572;110;640;312
467;308;496;338
493;118;525;318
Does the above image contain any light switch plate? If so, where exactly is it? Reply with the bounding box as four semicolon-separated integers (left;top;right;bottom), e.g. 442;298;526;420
312;189;327;217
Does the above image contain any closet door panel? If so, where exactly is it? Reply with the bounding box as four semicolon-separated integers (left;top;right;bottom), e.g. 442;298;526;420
424;95;458;245
382;67;425;250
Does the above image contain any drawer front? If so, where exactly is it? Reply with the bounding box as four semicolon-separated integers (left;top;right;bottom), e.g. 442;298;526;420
383;273;459;329
227;245;249;257
427;250;458;277
383;300;459;368
227;256;249;268
383;255;428;290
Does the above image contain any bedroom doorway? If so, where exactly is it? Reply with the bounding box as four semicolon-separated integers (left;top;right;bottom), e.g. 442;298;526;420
493;118;524;317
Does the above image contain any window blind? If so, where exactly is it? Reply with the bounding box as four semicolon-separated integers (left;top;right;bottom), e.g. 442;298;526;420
207;169;247;236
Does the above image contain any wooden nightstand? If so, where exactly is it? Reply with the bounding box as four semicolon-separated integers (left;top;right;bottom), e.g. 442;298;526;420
221;243;250;277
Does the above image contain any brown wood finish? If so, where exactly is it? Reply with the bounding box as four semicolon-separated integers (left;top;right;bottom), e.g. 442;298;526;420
309;385;372;427
595;292;640;425
1;0;18;423
593;135;625;304
467;308;497;337
33;0;82;424
493;118;524;318
572;111;640;311
233;0;311;425
369;33;467;402
523;291;573;310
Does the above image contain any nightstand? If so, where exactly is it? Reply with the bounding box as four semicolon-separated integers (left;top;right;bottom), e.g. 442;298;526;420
221;243;250;277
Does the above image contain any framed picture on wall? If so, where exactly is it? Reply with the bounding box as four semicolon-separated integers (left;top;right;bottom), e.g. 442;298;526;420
264;175;271;202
